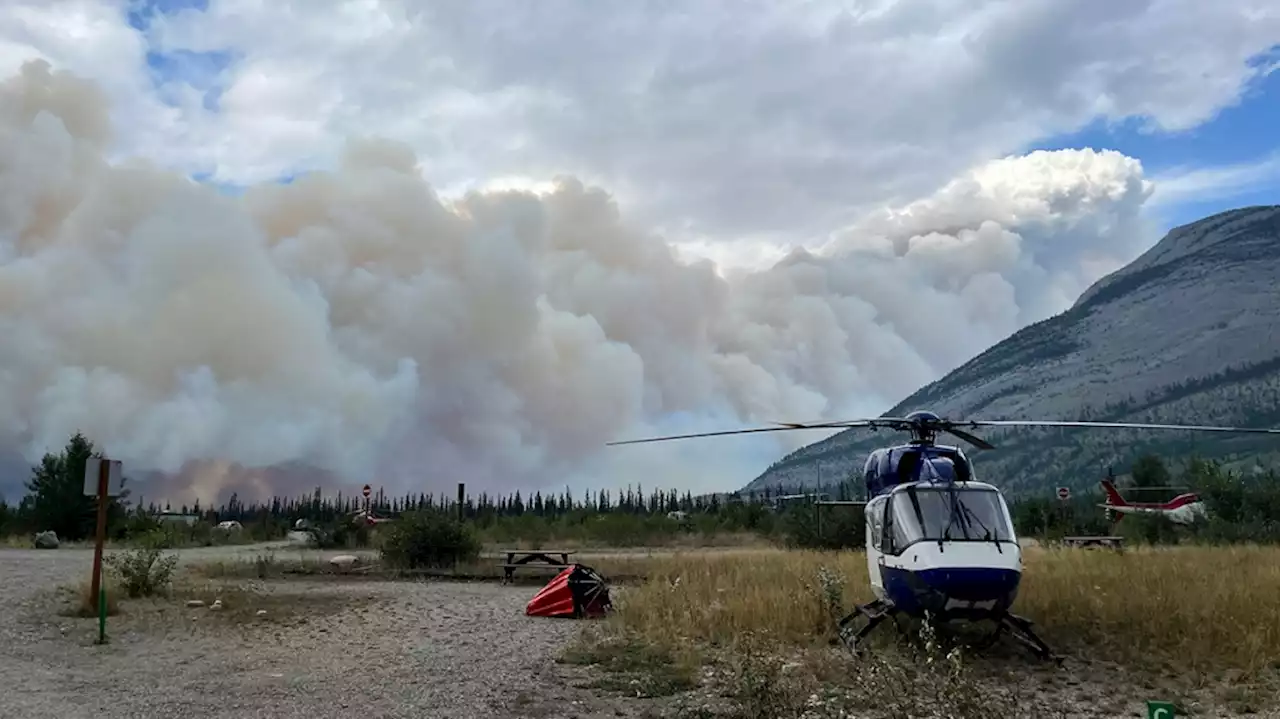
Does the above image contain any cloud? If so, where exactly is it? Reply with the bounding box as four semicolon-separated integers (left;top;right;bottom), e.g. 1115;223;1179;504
0;60;1161;506
116;0;1277;240
1148;153;1280;209
5;2;1276;241
1;2;1276;504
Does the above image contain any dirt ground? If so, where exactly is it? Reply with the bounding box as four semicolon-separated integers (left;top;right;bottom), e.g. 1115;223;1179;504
0;543;653;719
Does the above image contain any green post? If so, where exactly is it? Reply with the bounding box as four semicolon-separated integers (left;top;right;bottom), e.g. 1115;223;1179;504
96;586;107;644
1147;701;1175;718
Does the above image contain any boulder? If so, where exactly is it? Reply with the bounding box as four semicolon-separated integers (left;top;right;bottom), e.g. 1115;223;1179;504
33;531;59;549
329;554;360;571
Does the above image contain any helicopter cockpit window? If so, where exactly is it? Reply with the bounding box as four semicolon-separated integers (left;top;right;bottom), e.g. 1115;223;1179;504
885;486;1014;550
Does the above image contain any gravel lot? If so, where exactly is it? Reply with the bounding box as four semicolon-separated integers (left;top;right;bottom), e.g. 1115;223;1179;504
0;544;630;719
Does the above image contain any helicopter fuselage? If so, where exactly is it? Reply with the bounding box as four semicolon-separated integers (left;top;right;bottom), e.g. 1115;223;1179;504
861;443;1023;618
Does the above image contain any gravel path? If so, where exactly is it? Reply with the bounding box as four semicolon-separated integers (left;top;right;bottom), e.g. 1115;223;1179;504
0;545;629;719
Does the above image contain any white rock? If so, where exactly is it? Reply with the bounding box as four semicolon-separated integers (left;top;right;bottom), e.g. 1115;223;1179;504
186;600;205;608
329;554;360;570
33;531;59;549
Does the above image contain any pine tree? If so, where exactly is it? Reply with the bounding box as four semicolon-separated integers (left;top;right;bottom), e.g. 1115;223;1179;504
22;431;128;541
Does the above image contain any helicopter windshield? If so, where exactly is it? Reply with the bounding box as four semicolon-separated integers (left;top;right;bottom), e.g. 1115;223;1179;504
887;485;1014;548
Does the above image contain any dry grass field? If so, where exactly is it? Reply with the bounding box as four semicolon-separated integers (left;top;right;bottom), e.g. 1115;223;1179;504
604;544;1280;671
556;544;1280;718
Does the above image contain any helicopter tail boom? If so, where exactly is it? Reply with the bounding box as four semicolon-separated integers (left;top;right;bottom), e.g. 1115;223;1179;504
1100;479;1130;508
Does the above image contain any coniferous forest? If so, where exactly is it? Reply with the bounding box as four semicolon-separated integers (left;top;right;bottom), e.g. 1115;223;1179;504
3;431;1280;550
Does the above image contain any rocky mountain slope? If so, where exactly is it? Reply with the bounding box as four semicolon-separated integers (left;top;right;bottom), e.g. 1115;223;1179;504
743;205;1280;498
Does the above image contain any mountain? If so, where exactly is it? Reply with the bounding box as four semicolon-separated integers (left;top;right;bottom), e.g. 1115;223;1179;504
742;205;1280;498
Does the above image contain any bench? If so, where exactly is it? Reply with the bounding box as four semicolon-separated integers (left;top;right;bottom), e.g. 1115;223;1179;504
499;549;578;583
1062;535;1124;550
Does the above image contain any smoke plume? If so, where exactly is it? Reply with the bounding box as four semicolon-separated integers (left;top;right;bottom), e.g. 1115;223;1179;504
0;60;1156;504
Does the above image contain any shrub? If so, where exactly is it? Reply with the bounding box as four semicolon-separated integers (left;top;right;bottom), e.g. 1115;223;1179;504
103;544;179;598
780;503;864;550
379;510;480;570
1116;512;1183;545
318;518;372;549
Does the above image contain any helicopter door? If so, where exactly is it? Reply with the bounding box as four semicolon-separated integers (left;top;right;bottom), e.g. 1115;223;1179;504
865;495;889;599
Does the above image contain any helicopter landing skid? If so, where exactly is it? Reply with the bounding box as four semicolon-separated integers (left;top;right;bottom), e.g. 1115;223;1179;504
994;610;1062;664
835;598;895;654
835;601;1062;665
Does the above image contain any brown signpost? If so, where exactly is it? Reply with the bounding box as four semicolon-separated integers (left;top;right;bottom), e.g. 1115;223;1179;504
84;456;122;644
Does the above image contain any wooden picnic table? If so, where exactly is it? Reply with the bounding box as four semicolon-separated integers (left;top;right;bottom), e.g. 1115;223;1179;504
499;549;577;583
1062;535;1124;550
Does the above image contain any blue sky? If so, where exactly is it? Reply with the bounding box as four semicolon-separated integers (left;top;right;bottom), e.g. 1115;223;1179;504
129;0;233;113
1028;55;1280;231
126;0;208;30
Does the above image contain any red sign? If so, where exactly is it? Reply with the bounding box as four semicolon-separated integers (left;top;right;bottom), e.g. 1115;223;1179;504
1056;487;1070;500
362;484;372;498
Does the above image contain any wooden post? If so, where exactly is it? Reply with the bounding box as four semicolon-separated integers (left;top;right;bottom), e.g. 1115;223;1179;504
89;458;110;608
456;482;465;522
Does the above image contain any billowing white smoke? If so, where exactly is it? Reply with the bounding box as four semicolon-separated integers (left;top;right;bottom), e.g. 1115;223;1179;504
0;60;1155;503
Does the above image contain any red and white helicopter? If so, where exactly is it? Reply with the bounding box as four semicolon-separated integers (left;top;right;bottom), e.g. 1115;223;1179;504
1098;474;1207;525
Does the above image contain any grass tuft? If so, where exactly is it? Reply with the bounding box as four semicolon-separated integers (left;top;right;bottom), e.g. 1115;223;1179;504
560;628;701;698
61;580;121;618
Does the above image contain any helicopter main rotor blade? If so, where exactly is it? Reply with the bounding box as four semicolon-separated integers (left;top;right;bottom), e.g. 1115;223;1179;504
941;426;996;450
952;420;1280;435
606;420;877;446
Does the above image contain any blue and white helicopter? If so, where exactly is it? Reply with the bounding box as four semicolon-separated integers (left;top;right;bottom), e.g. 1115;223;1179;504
609;410;1280;661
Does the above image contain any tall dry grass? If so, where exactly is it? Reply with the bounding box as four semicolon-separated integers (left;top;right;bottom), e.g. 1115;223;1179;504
1019;544;1280;674
610;544;1280;676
